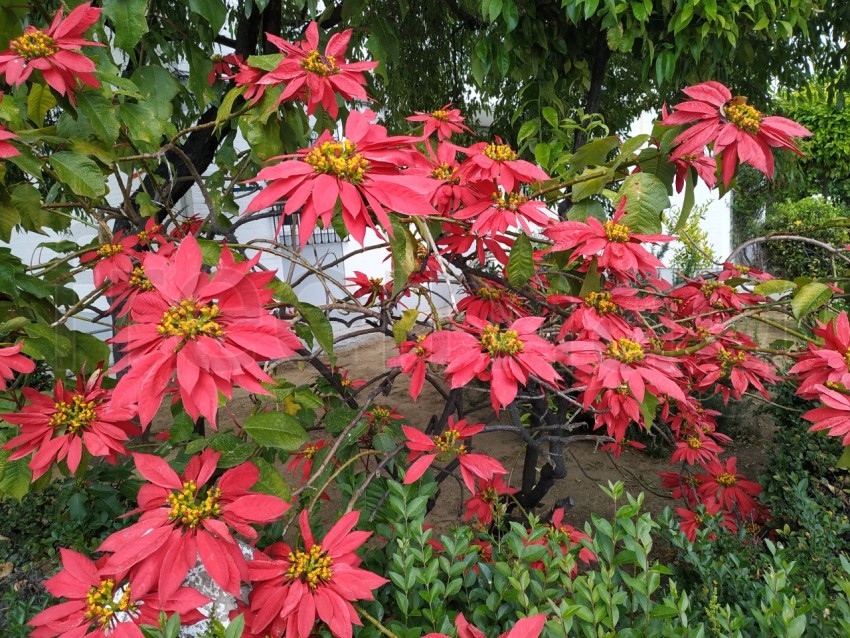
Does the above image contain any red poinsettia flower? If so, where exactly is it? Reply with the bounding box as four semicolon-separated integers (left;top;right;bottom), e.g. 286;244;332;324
789;312;850;398
693;344;778;404
103;253;161;319
715;262;772;282
454;181;554;235
428;315;562;411
0;342;34;389
422;143;480;216
671;151;717;192
668;278;764;319
110;235;301;427
99;450;289;604
0;3;103;102
544;200;672;281
80;232;141;287
458;280;525;324
2;368;138;481
549;287;660;341
387;334;435;401
208;52;243;85
526;507;596;573
463;474;517;526
670;433;724;466
438;221;512;266
287;440;327;483
346;270;390;306
659;471;700;507
662;81;812;186
260;22;377;119
29;548;207;638
169;213;205;238
407;104;473;140
458;138;549;192
245;110;436;246
802;384;850;445
425;613;546;638
675;500;737;542
246;510;388;638
696;456;762;516
402;416;507;492
600;438;646;459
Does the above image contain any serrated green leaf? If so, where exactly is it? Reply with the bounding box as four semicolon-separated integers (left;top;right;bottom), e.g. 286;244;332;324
27;84;56;125
507;233;534;287
252;458;291;501
0;457;31;500
754;279;797;296
569;136;620;171
324;406;360;435
118;103;164;148
615;172;669;234
49;152;106;198
393;308;419;345
298;303;334;362
103;0;148;50
216;86;245;131
76;91;119;144
209;432;254;467
244;412;308;451
571;174;608;202
169;412;194;443
390;220;417;297
791;282;833;320
246;54;285;72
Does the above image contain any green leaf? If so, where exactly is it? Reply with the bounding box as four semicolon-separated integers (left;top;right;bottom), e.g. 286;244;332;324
118;103;164;148
0;457;31;500
502;0;519;31
103;0;149;50
209;432;254;467
533;142;551;169
27;84;56;125
49;152;106;198
188;0;227;32
578;258;601;297
244;412;308;451
672;170;695;231
567;199;606;222
216;86;245;131
640;392;658;429
393;308;419;345
390;220;417;296
753;279;797;296
615;172;670;234
516;118;539;144
169;412;194;443
541;106;559;129
246;54;285;72
488;0;503;23
298;303;334;362
76;91;120;144
252;458;291;501
791;282;833;320
197;239;222;266
837;446;850;470
569;136;620;171
507;233;534;287
324;406;360;435
571;173;608;202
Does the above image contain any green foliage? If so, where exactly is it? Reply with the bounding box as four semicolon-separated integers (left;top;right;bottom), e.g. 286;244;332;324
664;202;717;279
758;196;850;280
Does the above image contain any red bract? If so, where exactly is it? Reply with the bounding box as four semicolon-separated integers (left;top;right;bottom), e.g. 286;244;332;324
459;138;549;191
261;22;377;118
110;235;301;427
428;316;562;411
407;104;473;140
463;474;517;526
438;221;512;266
28;548;207;638
426;613;546;638
546;508;595;570
80;233;141;287
659;471;700;507
675;501;737;542
246;510;388;638
549;287;659;341
803;384;850;445
696;457;762;516
0;95;19;158
99;451;290;604
0;342;34;389
0;3;103;102
402;417;507;492
245;110;437;246
662;81;811;186
672;152;717;191
423;143;479;216
544;200;671;280
346;270;390;306
789;312;850;398
103;254;160;319
670;433;724;466
668;278;763;318
715;262;772;282
2;369;138;481
454;182;554;235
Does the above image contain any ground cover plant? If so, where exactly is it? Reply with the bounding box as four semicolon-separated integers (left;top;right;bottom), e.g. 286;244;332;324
0;2;849;637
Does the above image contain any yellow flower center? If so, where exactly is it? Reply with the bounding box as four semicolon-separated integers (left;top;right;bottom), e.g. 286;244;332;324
49;395;97;434
483;143;518;161
701;281;732;298
431;162;460;183
84;579;139;629
302;443;320;460
157;300;223;340
430;109;451;121
476;285;504;300
687;436;703;450
692;513;703;525
606;338;645;363
287;545;333;589
10;30;59;59
166;480;222;528
585;291;616;314
129;266;154;291
480;324;524;356
716;472;737;487
413;333;429;356
136;225;162;246
369;406;392;421
304;140;369;183
481;486;498;504
97;243;124;258
724;101;762;134
718;348;747;375
301;49;339;76
733;264;750;274
603;221;631;242
491;191;527;210
433;427;467;458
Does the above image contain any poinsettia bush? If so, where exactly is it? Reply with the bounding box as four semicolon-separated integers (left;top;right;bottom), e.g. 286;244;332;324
0;3;849;637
